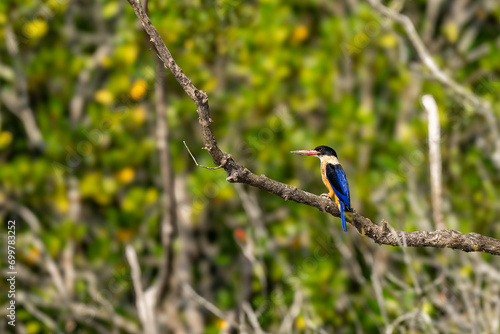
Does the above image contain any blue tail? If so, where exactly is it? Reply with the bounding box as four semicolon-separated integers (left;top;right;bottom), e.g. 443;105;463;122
340;201;347;232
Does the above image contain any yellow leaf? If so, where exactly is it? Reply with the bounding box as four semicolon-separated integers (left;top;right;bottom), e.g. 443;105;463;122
184;38;195;50
47;0;68;11
292;25;309;43
132;106;147;125
422;301;433;315
102;177;118;194
25;321;41;334
100;56;112;68
274;27;288;44
443;22;459;43
215;319;228;330
24;247;41;265
145;188;158;204
121;196;135;212
0;12;7;25
202;78;217;93
102;2;119;19
116;167;135;184
295;316;306;330
54;195;69;213
459;265;472;278
95;193;112;205
80;173;101;197
378;34;398;48
0;131;13;149
23;19;48;40
130;80;148;100
95;89;114;105
117;229;134;242
116;45;139;65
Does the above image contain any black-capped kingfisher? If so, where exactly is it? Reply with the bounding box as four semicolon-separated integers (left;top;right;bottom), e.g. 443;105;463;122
291;145;352;231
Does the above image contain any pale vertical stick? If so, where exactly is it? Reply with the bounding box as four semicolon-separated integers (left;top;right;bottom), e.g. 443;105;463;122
126;245;158;334
422;95;445;229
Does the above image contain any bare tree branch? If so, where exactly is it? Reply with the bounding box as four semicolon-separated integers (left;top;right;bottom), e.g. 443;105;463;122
242;302;266;334
126;245;158;334
278;290;303;334
2;25;45;149
17;291;141;334
182;283;238;329
126;0;500;256
141;0;178;307
2;201;69;299
69;43;112;125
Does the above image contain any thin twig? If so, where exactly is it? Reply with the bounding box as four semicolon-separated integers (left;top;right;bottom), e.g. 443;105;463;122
278;291;303;334
3;201;68;299
126;245;158;334
182;283;237;328
143;0;178;306
69;43;113;125
17;291;141;334
183;141;224;169
21;298;59;332
385;309;420;334
242;302;266;334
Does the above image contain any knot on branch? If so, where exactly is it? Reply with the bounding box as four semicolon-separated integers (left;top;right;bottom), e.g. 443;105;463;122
220;153;231;168
283;186;297;201
226;170;240;183
381;220;391;234
226;166;249;183
194;89;208;104
318;197;332;214
199;117;213;127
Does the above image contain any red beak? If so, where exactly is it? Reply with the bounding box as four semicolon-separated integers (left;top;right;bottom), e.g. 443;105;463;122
290;149;320;156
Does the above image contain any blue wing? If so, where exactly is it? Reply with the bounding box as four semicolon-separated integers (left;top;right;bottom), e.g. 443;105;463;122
325;163;351;209
326;163;351;232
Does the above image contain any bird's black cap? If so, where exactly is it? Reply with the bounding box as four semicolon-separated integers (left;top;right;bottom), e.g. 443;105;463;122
314;145;337;158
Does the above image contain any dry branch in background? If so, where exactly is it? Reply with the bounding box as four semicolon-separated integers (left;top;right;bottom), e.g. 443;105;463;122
126;245;158;334
142;0;178;306
2;25;45;149
126;0;500;256
422;95;444;230
365;0;500;170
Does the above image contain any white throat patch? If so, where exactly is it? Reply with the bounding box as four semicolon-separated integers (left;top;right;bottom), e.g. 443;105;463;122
319;155;340;165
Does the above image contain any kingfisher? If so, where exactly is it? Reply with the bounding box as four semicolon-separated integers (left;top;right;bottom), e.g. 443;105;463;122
291;145;352;231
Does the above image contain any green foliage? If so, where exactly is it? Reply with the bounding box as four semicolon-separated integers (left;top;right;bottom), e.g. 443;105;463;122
1;0;500;332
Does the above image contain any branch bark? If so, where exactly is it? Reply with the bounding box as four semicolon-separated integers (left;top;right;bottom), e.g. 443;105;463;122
126;0;500;256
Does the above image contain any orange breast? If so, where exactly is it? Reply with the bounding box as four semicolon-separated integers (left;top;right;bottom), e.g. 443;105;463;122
320;160;335;197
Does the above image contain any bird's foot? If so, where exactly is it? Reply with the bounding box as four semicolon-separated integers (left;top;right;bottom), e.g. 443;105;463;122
319;193;331;213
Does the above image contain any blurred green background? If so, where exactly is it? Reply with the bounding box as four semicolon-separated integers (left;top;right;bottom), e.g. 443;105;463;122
1;0;500;333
